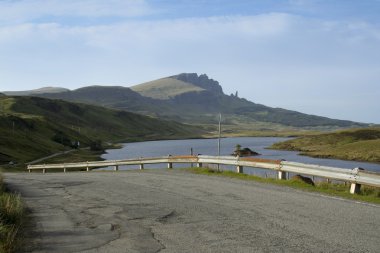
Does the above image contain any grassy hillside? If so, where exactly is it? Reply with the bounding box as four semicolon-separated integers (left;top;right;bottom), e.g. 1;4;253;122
131;77;204;99
270;128;380;163
0;96;203;169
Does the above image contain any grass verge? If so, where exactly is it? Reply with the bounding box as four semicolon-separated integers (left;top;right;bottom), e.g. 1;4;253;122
0;174;24;253
270;128;380;164
186;168;380;204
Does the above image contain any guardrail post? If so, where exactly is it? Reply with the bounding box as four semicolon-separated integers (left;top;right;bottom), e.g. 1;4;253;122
197;163;202;168
114;165;119;171
139;164;144;170
350;183;361;194
86;161;90;171
350;167;363;194
42;168;46;174
236;165;243;173
278;171;287;180
64;167;66;173
167;163;173;169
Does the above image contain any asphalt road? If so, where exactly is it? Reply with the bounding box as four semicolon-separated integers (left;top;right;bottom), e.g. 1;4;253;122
5;170;380;253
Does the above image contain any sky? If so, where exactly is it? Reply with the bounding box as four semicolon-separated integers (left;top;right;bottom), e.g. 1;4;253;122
0;0;380;123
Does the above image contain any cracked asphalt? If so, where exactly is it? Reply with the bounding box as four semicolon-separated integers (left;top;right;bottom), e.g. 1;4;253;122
5;170;380;253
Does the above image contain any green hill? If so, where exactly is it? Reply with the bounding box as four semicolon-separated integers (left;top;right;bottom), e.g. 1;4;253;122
0;96;203;167
131;77;204;100
270;128;380;163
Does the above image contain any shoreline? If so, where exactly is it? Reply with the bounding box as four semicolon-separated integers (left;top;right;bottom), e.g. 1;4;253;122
269;146;380;165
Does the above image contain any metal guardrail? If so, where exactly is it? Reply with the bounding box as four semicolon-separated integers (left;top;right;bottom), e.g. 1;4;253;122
27;155;380;194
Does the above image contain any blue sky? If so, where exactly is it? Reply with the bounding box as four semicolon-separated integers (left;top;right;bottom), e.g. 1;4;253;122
1;0;380;123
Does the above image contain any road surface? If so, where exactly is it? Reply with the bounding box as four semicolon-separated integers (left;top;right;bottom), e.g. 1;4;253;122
5;170;380;253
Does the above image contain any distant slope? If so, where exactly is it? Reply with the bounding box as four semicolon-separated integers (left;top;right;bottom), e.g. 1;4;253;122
23;73;367;129
3;87;69;96
270;128;380;163
131;77;204;99
38;85;153;108
0;96;203;165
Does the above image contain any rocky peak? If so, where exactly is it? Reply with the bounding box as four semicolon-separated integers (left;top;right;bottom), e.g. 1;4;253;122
171;73;224;94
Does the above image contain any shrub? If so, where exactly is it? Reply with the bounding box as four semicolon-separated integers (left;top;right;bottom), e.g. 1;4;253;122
90;140;104;151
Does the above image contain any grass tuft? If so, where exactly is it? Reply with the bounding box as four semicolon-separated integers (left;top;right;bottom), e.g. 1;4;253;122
0;174;24;253
0;194;23;225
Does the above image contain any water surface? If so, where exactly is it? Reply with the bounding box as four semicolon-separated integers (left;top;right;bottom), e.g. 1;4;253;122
102;137;380;173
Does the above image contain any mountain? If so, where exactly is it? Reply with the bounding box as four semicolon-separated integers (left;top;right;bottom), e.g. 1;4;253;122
11;73;366;130
0;96;203;165
3;87;69;96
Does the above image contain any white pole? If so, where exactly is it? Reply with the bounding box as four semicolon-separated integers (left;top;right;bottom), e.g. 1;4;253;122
217;113;221;171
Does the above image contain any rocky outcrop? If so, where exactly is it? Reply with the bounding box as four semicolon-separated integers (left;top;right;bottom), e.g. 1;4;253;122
171;73;224;95
232;147;260;157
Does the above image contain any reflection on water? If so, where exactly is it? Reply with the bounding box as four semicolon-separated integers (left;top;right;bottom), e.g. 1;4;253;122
102;137;380;173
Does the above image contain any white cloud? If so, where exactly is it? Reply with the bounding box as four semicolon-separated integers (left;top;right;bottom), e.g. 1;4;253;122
0;12;379;122
0;0;153;24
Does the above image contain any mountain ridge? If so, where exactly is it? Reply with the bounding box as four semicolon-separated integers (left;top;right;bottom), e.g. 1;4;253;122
2;73;367;130
3;87;69;96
